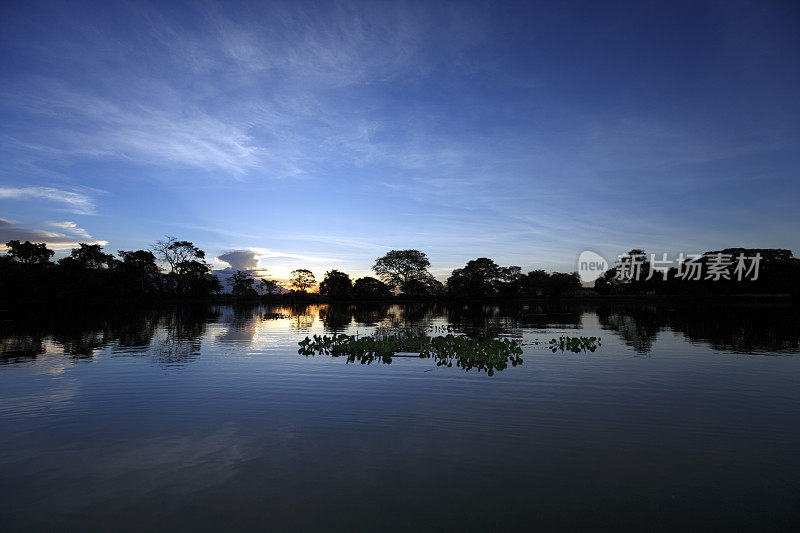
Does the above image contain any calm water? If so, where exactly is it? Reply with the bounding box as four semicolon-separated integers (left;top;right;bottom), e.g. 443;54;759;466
1;302;799;531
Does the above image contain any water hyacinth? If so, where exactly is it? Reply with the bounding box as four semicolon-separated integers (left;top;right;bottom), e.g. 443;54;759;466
298;334;523;375
263;312;290;320
549;336;602;353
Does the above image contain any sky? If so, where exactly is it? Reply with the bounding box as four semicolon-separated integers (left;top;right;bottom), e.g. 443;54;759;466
1;0;799;283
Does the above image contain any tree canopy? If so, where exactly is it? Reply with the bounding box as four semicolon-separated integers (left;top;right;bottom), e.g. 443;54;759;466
319;269;352;299
5;240;54;264
66;243;115;269
289;269;316;292
352;276;392;300
373;250;432;293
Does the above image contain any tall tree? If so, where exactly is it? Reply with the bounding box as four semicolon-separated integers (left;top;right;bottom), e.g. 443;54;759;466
318;269;352;299
69;243;115;269
152;237;205;275
372;250;431;292
447;257;502;298
289;269;316;292
152;237;207;293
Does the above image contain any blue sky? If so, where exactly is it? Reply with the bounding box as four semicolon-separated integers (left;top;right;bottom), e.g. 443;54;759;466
1;0;799;282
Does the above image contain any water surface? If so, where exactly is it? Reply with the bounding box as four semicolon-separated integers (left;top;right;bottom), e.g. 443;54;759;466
1;303;799;531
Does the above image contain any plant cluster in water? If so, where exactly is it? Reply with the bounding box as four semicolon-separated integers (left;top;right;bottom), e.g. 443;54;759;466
263;312;290;320
549;336;602;353
298;334;523;375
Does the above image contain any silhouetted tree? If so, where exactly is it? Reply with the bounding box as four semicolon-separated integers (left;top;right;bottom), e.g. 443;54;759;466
260;278;280;295
289;269;316;292
177;259;221;296
522;269;580;297
352;276;392;300
399;275;445;299
52;243;118;299
318;269;352;299
5;240;54;264
119;250;159;274
118;250;160;293
66;243;115;269
227;270;257;296
547;272;581;296
152;237;204;273
498;266;524;298
152;237;206;294
447;258;524;299
373;249;432;293
1;240;54;299
447;258;502;298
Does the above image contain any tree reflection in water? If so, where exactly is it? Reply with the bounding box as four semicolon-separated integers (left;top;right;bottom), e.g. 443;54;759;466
1;302;798;368
595;303;800;354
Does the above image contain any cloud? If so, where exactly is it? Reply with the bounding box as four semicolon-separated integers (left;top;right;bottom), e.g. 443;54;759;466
214;248;335;272
217;250;260;271
8;87;263;175
252;247;335;262
0;218;105;251
0;187;96;215
0;2;449;180
46;221;92;239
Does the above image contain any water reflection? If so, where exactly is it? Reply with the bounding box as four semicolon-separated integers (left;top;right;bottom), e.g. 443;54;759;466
0;305;218;365
0;335;44;363
594;303;800;354
2;302;798;531
1;302;799;366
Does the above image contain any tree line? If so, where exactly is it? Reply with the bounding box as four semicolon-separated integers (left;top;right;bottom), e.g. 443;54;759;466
0;237;221;301
2;239;798;302
220;249;583;300
594;248;800;296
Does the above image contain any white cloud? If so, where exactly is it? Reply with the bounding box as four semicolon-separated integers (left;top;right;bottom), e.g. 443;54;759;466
46;221;92;239
9;87;263;175
217;250;259;271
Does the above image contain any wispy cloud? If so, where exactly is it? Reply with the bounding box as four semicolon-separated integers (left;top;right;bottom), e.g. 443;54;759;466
46;221;92;239
7;85;263;175
0;187;96;215
0;1;459;181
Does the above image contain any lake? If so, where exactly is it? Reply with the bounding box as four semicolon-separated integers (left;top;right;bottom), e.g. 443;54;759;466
1;302;799;531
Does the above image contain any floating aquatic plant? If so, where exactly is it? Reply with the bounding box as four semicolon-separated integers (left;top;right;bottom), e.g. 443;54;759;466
263;312;290;320
549;336;601;353
298;333;523;375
